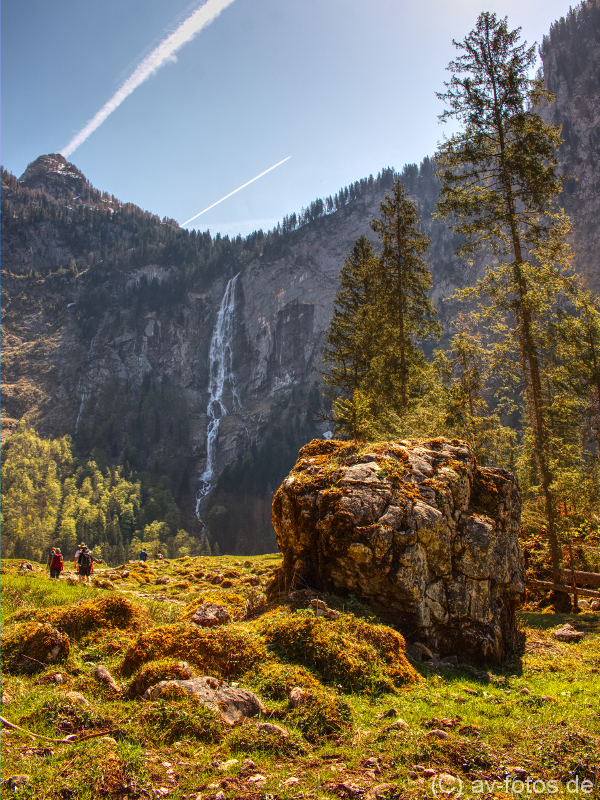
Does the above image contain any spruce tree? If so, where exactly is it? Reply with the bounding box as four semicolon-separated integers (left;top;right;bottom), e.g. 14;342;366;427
322;235;380;439
371;179;439;411
435;11;576;587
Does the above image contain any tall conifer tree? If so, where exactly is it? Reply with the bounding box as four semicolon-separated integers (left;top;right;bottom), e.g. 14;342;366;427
435;11;577;586
371;179;439;411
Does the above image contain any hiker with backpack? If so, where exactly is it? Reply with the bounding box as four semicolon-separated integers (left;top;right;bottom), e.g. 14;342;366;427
49;548;63;579
77;546;94;584
46;547;57;571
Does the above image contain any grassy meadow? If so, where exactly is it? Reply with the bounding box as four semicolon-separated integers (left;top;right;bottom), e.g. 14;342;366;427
1;555;598;799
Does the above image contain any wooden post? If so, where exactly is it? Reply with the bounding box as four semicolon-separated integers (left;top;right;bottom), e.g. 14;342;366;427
568;537;579;613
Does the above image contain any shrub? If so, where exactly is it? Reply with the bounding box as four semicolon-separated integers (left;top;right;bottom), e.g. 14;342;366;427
15;595;149;639
288;687;353;743
139;697;223;744
249;661;323;701
1;622;70;674
121;623;267;678
259;609;419;692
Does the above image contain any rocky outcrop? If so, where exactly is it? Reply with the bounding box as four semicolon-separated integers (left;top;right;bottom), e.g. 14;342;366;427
271;438;524;664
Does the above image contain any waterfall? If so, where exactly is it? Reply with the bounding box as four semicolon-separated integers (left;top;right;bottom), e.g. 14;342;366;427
196;274;240;514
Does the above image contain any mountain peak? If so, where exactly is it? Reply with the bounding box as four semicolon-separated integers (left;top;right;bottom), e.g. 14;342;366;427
19;153;88;200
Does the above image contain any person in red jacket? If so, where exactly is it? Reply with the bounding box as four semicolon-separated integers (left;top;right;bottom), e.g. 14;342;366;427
49;548;63;579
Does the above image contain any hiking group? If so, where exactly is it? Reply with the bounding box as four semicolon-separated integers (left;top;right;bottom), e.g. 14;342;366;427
45;543;102;584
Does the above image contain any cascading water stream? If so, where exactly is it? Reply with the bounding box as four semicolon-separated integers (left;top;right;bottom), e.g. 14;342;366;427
196;274;240;514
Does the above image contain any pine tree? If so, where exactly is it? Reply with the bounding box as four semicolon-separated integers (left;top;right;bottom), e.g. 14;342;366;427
371;178;439;411
435;11;575;586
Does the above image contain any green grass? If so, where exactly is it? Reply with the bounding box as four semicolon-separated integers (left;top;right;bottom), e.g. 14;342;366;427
1;554;599;799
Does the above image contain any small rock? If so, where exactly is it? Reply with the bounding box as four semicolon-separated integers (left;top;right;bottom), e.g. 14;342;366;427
423;769;436;778
553;624;585;642
363;757;382;768
385;718;409;732
426;729;449;739
411;642;433;660
337;782;362;797
215;793;225;800
379;708;399;718
539;695;554;703
518;687;531;696
99;736;118;746
241;759;256;771
309;598;340;619
590;599;600;611
191;603;230;628
281;776;299;786
505;767;529;780
415;766;425;772
218;759;239;771
366;785;399;800
92;665;120;693
408;771;418;780
65;691;89;707
289;686;309;707
441;655;458;665
256;722;289;738
248;774;267;783
156;576;170;585
145;677;265;723
462;687;478;696
577;599;591;610
8;775;31;788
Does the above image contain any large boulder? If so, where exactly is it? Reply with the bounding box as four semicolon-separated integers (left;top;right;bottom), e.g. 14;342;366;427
271;438;525;664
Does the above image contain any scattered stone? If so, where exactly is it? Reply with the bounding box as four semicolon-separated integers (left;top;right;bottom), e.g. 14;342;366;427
518;687;531;696
92;665;120;693
190;603;231;628
309;598;340;620
385;719;409;732
379;708;399;718
366;784;399;799
256;722;290;738
423;769;436;778
289;686;308;707
7;775;31;788
144;677;266;723
441;655;459;665
554;624;585;642
215;793;225;800
336;781;362;797
271;438;525;665
363;757;382;769
65;691;89;707
93;578;115;590
411;643;433;660
241;759;257;771
463;687;478;696
1;691;13;705
408;771;418;780
156;576;170;585
590;599;600;611
218;759;239;772
505;767;529;780
426;729;450;739
577;599;591;611
281;776;300;786
121;571;130;579
248;774;267;783
539;695;554;703
99;736;118;746
67;576;79;585
19;562;34;571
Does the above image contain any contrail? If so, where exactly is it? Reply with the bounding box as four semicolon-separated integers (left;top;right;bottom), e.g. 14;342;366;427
61;0;236;159
181;156;291;227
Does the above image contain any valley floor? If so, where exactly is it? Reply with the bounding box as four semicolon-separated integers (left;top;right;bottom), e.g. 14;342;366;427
1;556;599;800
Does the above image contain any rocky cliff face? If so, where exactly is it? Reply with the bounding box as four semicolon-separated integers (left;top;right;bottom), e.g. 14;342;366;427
539;0;600;289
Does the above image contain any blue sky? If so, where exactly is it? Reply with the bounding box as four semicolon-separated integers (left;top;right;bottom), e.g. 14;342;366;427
2;0;571;238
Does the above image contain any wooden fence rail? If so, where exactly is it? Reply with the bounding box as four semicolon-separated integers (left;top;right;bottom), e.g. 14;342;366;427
526;579;600;599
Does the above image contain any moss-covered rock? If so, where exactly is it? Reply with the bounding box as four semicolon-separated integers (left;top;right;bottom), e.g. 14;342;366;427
1;622;70;674
271;437;525;664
